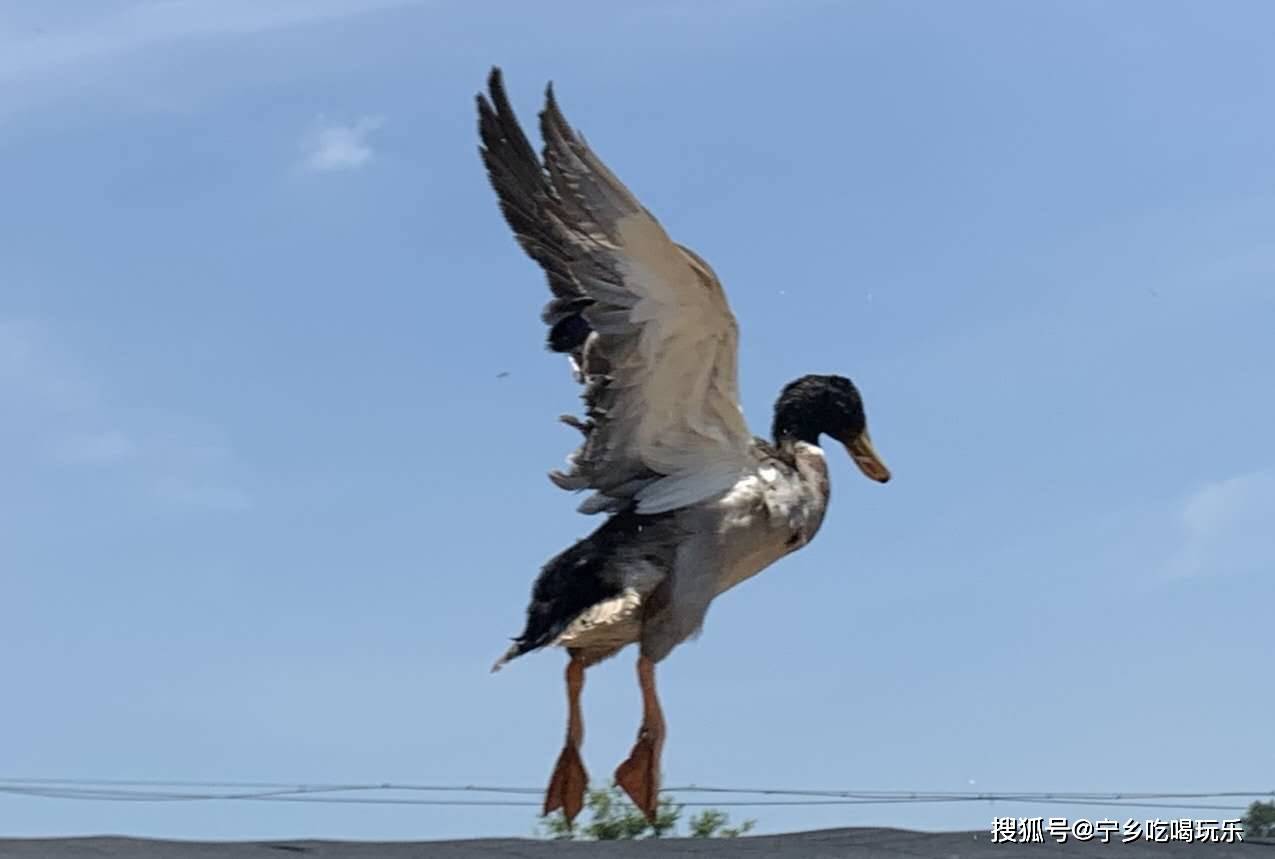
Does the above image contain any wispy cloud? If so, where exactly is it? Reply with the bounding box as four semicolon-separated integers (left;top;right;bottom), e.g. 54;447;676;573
0;317;253;512
302;116;384;172
51;430;138;466
1171;470;1275;578
1200;240;1275;289
0;1;423;85
154;482;254;513
0;318;98;411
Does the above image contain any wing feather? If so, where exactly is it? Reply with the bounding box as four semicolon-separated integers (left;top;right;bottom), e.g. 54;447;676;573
477;68;753;514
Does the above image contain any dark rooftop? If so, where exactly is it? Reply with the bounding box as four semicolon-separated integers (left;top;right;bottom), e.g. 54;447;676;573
0;828;1262;858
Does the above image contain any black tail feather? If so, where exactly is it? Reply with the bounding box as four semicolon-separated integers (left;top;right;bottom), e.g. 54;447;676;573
492;512;668;671
493;541;619;671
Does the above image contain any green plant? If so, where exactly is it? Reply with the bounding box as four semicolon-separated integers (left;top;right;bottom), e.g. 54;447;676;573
1243;800;1275;840
539;786;756;840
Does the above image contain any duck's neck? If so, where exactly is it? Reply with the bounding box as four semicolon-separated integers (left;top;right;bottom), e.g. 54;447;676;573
770;394;832;539
771;405;823;448
784;439;832;546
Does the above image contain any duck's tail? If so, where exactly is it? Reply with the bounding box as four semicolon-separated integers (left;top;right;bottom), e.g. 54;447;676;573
491;532;621;673
489;642;522;673
491;509;683;673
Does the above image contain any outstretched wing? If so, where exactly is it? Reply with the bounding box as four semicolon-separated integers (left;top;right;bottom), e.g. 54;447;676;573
477;68;754;515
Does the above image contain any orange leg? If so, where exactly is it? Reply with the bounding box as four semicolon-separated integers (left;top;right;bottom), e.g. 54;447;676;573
614;655;665;823
543;655;588;824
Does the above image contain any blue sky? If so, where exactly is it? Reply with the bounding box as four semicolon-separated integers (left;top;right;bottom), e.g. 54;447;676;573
2;0;1273;842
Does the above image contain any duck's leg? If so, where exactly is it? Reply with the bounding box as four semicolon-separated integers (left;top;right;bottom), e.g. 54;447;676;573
543;654;589;823
614;654;664;823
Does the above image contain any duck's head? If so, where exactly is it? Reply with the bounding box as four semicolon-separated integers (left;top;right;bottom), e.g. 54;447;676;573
772;374;891;483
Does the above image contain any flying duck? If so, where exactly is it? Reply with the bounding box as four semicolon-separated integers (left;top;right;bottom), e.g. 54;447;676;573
477;68;891;825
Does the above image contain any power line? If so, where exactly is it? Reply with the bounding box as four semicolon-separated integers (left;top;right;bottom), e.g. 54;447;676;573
0;788;541;807
0;778;541;795
3;777;1271;798
0;778;1268;811
668;786;1272;801
0;787;1255;811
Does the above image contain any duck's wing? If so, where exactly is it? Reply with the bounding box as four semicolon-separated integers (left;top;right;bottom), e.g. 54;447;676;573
477;68;754;515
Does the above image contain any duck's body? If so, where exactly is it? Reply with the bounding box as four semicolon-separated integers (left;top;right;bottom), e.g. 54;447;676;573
476;68;890;825
496;436;831;669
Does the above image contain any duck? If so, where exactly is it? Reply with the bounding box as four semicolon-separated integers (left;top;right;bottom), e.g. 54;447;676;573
476;67;891;826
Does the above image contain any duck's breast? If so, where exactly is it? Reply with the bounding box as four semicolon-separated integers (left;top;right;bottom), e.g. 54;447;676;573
711;445;830;595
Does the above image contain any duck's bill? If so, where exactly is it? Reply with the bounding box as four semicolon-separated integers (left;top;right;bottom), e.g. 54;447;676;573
843;431;891;483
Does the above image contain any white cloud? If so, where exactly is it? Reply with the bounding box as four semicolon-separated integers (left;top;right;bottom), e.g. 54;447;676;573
1171;470;1275;578
0;1;423;85
51;430;138;465
0;318;98;411
154;481;254;512
0;316;252;512
302;116;383;172
1200;241;1275;289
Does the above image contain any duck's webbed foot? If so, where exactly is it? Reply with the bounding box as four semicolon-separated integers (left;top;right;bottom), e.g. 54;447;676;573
614;654;664;824
542;655;589;824
544;742;588;821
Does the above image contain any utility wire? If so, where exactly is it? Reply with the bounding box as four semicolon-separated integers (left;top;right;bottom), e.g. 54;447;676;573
0;777;540;795
2;777;1270;799
0;779;1268;812
0;787;1254;811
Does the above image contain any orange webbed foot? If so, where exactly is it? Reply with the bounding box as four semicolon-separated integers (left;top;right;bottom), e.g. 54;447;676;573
544;742;589;823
